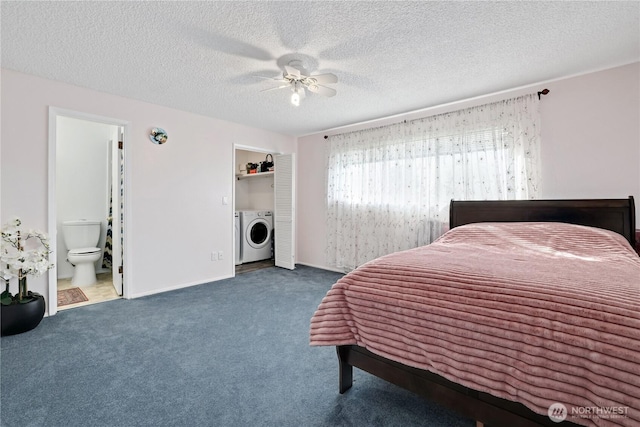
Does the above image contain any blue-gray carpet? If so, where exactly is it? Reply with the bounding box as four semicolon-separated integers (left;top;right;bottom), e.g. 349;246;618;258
1;265;474;427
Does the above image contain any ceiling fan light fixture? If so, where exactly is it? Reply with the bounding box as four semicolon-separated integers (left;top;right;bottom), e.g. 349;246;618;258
258;56;337;105
291;91;300;107
291;82;304;106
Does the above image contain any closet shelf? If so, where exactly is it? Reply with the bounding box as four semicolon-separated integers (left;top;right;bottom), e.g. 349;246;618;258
236;171;274;180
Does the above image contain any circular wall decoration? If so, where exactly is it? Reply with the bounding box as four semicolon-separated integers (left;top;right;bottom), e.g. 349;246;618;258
149;127;168;145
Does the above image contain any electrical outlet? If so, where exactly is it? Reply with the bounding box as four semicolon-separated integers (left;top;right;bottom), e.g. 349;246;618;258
211;252;218;261
218;251;224;260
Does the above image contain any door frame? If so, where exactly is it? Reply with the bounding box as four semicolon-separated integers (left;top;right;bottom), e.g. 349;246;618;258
232;144;279;276
47;107;132;315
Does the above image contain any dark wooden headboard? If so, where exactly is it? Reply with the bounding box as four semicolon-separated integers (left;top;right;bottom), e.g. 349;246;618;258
449;196;636;248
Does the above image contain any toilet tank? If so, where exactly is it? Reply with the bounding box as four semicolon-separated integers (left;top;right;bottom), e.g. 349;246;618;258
62;220;101;250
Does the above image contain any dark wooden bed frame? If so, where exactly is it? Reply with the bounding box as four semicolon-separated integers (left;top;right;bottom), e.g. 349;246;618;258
336;196;636;427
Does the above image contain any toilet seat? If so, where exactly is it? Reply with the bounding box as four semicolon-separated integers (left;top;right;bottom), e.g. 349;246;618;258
69;247;101;256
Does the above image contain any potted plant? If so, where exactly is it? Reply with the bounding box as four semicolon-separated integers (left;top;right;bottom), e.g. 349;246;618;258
1;217;53;336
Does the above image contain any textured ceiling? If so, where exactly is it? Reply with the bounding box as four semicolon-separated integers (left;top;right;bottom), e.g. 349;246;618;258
2;1;639;136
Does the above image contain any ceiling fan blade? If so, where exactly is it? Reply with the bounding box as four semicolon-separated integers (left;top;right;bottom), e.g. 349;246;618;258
260;84;292;92
308;73;338;84
307;84;337;97
284;65;301;79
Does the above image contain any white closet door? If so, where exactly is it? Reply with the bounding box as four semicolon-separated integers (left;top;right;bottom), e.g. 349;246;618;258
274;153;295;269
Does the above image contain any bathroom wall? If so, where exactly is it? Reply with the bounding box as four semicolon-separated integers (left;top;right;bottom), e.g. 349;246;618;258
56;116;113;279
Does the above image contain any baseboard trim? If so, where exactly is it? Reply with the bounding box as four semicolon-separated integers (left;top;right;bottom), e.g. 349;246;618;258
128;273;235;299
295;262;345;274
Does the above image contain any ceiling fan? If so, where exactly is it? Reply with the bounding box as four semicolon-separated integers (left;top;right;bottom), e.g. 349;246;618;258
261;60;338;106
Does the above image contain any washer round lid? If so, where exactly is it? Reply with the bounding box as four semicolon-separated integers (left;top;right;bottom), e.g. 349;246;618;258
247;219;271;248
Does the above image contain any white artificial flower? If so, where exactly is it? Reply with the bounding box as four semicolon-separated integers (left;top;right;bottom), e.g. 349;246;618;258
0;217;53;279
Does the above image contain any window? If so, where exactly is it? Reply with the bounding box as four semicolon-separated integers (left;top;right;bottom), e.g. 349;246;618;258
326;94;541;271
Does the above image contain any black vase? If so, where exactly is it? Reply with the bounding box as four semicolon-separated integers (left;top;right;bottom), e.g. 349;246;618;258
1;293;46;336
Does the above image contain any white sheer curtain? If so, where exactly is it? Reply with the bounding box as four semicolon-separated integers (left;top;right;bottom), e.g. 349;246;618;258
326;93;541;271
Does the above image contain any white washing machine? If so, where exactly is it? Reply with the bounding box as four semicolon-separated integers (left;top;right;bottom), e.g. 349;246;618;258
234;211;241;265
239;210;273;263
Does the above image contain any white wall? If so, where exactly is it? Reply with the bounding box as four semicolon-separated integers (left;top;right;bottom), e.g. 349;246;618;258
540;64;639;201
56;116;113;279
296;62;640;271
1;68;295;312
235;176;275;211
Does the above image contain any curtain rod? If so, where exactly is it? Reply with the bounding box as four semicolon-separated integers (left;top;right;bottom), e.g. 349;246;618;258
324;120;407;139
324;89;551;139
537;88;550;100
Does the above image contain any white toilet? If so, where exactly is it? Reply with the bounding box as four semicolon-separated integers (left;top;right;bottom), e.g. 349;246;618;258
62;220;102;287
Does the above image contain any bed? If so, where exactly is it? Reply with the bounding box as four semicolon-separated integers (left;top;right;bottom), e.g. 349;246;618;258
310;197;639;427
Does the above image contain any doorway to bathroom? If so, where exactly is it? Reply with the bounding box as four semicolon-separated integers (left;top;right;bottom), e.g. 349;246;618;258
48;108;130;315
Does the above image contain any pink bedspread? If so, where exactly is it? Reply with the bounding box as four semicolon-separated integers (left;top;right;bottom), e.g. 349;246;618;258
310;222;640;426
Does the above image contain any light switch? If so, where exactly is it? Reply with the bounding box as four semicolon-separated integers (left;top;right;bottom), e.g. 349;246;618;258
222;196;229;205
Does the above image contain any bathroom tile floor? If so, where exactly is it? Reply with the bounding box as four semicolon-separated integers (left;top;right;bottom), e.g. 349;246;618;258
57;262;273;310
57;272;121;310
